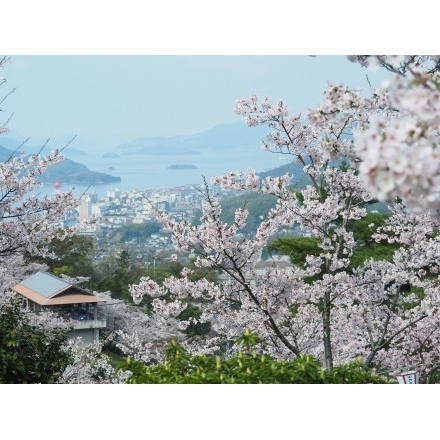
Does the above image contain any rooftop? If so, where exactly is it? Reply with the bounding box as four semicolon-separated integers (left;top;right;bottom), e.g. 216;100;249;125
12;271;104;306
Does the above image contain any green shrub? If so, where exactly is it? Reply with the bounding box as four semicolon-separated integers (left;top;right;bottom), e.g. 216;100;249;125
118;332;393;384
0;298;72;384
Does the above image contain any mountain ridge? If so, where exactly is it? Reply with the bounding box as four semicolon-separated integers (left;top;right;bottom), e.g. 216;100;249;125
113;122;271;156
3;122;271;158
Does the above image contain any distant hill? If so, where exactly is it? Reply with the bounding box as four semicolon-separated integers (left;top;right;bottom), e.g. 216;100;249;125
1;122;284;158
38;158;121;185
115;122;271;156
0;136;24;150
189;122;271;149
257;162;311;188
0;145;13;161
0;144;121;185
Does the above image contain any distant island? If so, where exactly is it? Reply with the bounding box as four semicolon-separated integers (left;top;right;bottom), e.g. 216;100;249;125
167;164;197;170
40;158;121;185
0;145;121;185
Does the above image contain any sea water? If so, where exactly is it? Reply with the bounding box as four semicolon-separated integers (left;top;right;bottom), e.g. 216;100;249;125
40;145;290;199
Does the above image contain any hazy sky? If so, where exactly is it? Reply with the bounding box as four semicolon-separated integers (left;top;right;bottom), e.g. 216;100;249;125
0;2;433;156
1;55;391;151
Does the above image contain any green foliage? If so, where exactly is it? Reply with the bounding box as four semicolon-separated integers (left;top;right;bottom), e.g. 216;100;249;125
347;212;390;245
26;234;95;278
106;221;162;243
92;249;133;300
119;335;392;384
102;348;128;370
0;298;73;384
219;191;277;235
235;328;264;354
140;258;217;285
267;236;321;268
348;242;398;270
267;212;399;273
346;211;399;270
53;265;75;277
267;236;323;283
134;263;177;286
92;250;217;306
168;261;184;277
178;301;211;337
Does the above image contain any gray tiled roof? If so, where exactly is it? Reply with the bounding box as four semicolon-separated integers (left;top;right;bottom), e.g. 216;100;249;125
19;271;70;298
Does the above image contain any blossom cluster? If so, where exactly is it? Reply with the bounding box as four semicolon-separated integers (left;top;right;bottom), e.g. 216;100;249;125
0;150;80;287
350;56;440;218
355;81;440;216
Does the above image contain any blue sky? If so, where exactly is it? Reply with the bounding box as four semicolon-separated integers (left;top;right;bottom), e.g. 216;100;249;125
2;55;390;151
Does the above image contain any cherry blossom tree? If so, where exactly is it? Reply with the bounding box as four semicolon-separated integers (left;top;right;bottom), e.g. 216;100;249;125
0;57;99;383
130;55;440;380
57;338;131;384
97;290;186;364
1;56;174;384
